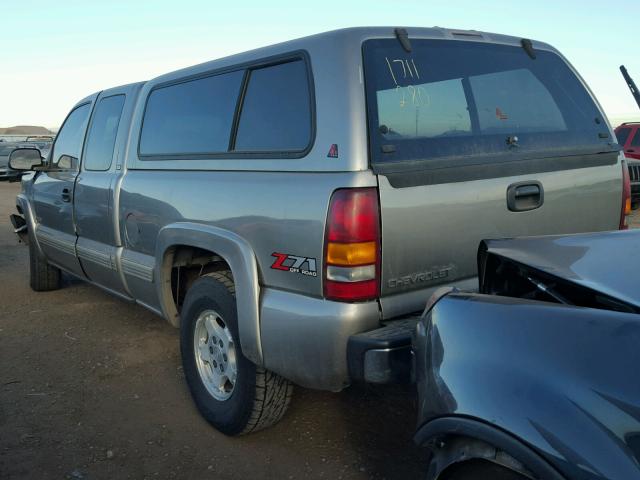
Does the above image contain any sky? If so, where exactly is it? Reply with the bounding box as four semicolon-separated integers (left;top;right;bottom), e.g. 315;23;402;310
1;0;638;128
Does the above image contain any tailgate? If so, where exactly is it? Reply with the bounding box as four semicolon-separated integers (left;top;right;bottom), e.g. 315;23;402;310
377;159;621;300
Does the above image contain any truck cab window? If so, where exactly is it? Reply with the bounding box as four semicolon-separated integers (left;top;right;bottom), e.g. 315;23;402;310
84;95;126;171
51;103;91;170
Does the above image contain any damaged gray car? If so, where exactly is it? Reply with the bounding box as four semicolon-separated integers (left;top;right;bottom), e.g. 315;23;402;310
414;229;640;480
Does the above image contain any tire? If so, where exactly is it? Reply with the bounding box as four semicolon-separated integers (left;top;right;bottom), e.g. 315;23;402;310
180;271;293;436
28;235;61;292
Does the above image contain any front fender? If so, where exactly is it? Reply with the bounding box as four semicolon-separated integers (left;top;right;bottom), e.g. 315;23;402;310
155;222;262;365
414;293;640;480
15;191;44;254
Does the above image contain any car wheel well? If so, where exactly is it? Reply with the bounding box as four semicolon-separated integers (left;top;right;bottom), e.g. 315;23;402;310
436;455;532;480
161;245;232;326
416;417;563;480
427;435;535;479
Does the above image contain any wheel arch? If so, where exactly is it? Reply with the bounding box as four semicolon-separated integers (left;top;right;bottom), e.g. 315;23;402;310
415;417;565;480
16;192;44;255
155;222;262;365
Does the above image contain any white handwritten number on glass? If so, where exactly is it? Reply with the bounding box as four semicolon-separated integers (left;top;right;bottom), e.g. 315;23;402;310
385;57;428;108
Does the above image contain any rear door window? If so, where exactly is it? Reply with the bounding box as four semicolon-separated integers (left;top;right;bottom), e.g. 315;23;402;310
364;39;610;167
234;60;311;152
139;70;244;156
631;129;640;147
84;95;125;171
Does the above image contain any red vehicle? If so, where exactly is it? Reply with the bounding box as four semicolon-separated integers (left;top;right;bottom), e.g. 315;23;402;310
615;122;640;160
615;123;640;208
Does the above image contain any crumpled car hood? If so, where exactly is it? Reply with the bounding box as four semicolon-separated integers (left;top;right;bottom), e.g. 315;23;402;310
482;229;640;309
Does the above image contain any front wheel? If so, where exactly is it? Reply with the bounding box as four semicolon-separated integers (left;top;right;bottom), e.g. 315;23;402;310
28;236;61;291
180;271;293;435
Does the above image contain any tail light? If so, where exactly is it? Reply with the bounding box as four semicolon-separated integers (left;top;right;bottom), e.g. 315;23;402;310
620;160;631;230
324;188;380;302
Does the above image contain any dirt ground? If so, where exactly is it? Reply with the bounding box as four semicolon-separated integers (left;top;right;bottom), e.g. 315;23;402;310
1;180;638;480
0;181;425;480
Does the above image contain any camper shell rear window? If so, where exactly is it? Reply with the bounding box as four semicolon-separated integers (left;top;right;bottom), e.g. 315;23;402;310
363;39;614;170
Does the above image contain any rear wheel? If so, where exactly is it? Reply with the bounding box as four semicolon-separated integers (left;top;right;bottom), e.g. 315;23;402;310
28;236;61;291
180;271;293;435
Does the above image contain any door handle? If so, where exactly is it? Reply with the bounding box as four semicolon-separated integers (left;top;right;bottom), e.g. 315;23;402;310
61;187;71;203
627;149;636;153
507;181;543;212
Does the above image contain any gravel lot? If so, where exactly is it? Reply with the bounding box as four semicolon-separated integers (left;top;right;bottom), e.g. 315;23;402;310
0;181;425;479
1;179;638;480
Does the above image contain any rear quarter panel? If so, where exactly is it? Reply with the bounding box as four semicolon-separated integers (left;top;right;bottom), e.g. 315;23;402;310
118;170;377;298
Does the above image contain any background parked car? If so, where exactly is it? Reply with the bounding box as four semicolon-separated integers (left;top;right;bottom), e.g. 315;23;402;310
629;159;640;209
25;136;54;143
0;138;52;181
0;142;19;180
615;122;640;208
615;122;640;160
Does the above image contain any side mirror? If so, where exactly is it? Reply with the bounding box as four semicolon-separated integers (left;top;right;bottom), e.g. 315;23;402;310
9;148;43;171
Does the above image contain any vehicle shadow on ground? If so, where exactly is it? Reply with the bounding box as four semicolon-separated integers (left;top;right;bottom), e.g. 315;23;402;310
338;384;428;478
282;382;429;478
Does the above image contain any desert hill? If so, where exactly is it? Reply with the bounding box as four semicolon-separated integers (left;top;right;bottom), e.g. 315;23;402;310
0;125;52;135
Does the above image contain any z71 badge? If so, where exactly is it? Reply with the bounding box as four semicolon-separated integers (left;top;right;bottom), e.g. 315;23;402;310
271;253;317;277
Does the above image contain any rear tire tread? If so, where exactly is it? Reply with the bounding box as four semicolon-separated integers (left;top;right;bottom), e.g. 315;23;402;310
242;367;293;434
199;271;293;435
29;238;61;292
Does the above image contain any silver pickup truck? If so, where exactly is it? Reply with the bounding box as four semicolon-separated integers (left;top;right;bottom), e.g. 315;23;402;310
9;27;628;436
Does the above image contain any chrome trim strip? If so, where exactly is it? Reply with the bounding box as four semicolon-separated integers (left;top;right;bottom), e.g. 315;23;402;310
77;245;114;270
121;257;154;282
36;229;75;256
